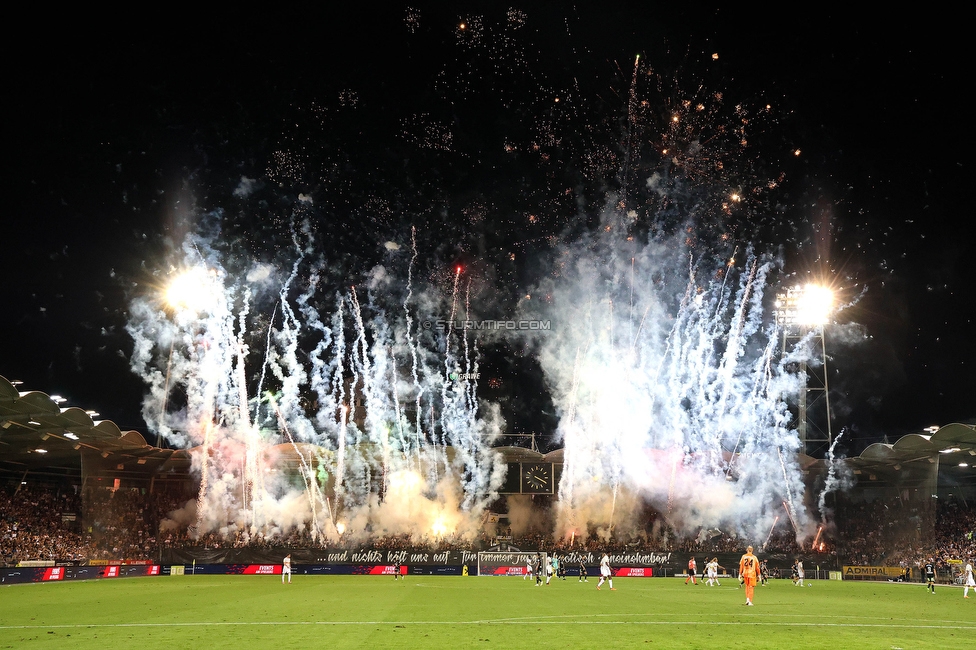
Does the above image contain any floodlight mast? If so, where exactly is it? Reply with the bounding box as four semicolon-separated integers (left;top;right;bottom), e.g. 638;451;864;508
157;269;215;447
774;284;834;457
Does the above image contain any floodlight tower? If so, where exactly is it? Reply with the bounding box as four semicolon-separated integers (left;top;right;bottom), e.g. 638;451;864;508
774;284;834;457
158;268;220;447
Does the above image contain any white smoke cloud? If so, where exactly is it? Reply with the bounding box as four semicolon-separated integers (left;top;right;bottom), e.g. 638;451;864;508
233;177;258;198
521;205;813;544
128;212;507;544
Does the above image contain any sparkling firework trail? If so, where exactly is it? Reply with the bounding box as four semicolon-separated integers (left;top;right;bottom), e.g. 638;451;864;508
819;428;850;520
763;516;780;550
121;20;831;546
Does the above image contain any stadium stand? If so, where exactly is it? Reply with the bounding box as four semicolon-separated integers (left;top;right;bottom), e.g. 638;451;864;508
2;374;975;580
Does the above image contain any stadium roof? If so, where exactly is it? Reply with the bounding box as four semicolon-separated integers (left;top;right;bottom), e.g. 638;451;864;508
844;423;976;482
3;373;974;485
0;375;190;479
858;423;976;461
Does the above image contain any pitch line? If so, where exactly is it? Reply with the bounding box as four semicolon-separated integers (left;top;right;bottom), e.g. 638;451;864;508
2;620;976;632
475;611;968;625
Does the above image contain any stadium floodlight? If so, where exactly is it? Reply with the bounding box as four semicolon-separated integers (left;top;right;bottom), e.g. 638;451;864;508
164;267;221;314
774;284;834;327
158;266;222;447
774;283;835;457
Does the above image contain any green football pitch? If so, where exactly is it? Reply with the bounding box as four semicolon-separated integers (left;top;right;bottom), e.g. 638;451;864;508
1;575;972;649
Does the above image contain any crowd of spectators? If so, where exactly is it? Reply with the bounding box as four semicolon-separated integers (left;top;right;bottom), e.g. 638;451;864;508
827;493;937;568
4;480;976;571
0;484;87;564
930;498;976;572
1;482;189;565
82;486;186;560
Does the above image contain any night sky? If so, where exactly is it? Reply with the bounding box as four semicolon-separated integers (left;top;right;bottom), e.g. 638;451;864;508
3;7;972;456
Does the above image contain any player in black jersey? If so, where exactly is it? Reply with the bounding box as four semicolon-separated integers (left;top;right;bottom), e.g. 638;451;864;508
923;559;936;594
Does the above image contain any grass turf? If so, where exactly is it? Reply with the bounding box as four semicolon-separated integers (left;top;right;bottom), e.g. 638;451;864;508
1;575;972;649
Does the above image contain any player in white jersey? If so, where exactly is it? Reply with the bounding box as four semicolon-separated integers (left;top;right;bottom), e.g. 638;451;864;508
524;556;533;580
546;555;554;584
706;558;722;586
964;560;975;599
795;559;805;586
597;553;615;590
282;554;292;584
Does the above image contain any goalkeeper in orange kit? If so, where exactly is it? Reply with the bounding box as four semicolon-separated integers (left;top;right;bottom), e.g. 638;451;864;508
738;546;759;606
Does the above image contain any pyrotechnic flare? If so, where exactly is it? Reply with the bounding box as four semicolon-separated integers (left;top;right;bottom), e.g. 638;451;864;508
124;42;828;549
128;221;505;544
521;211;812;544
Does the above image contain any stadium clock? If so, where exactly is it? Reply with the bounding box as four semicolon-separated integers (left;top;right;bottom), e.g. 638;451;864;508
522;463;552;492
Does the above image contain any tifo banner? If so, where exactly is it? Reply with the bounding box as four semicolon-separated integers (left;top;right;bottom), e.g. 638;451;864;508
160;547;677;569
477;551;544;576
162;547;478;567
842;566;905;579
159;547;832;577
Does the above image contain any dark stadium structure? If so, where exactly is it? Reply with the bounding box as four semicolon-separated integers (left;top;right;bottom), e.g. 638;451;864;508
3;373;976;577
4;374;974;496
0;375;191;490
